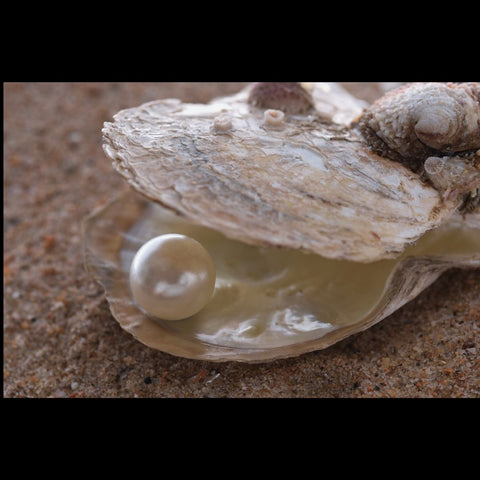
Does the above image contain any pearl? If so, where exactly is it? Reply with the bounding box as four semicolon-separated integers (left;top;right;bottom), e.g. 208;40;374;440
129;234;216;321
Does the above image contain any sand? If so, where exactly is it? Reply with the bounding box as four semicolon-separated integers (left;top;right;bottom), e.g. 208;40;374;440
3;82;480;398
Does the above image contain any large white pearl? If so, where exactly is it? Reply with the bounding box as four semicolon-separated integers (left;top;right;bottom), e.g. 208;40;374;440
129;234;216;321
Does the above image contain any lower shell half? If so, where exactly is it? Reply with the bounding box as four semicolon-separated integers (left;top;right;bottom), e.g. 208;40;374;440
83;190;480;363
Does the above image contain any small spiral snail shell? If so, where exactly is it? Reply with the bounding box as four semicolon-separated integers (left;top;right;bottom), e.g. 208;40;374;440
353;82;480;172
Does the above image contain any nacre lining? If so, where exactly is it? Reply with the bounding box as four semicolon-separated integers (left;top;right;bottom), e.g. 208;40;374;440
85;191;479;358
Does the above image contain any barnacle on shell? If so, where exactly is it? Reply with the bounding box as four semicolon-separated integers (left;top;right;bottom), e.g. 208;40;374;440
248;82;315;115
82;82;480;362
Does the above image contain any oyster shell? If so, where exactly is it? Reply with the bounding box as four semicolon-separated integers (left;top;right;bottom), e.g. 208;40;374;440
85;82;480;362
102;82;477;263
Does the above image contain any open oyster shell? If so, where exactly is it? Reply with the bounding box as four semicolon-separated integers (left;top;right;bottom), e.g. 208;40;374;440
85;82;480;362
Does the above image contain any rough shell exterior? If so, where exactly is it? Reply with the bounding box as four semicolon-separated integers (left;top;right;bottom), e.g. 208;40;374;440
102;83;470;263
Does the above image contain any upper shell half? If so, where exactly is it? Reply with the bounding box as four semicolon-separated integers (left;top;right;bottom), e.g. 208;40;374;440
102;82;479;263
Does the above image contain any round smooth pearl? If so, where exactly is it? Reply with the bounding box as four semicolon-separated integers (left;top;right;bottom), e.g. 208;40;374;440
129;234;216;321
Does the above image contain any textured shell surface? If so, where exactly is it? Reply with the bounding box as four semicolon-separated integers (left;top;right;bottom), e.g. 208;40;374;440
353;82;480;172
102;82;477;264
85;82;480;362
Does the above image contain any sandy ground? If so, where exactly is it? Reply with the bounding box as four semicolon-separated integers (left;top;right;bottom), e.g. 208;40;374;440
3;82;480;398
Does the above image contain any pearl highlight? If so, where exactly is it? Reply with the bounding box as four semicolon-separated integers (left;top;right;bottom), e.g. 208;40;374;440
129;234;216;321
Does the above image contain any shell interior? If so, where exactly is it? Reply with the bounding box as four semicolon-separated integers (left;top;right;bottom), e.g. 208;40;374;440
83;191;480;362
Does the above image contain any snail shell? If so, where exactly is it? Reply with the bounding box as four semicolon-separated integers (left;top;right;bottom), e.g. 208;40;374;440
353;82;480;171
